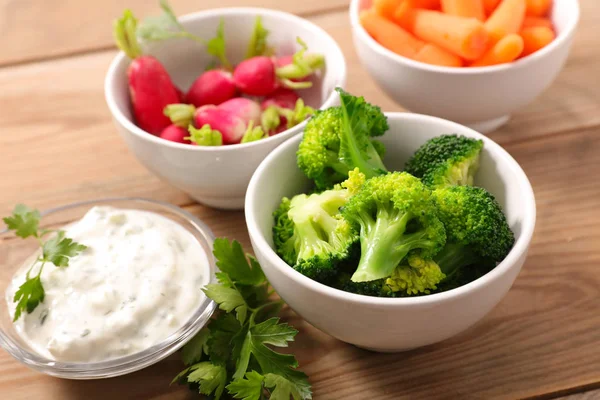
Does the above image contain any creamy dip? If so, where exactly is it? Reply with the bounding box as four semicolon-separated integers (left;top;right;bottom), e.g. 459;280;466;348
7;206;210;362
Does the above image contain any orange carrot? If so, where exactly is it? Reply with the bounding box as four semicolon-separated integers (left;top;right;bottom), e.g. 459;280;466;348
441;0;485;21
414;43;464;66
470;33;524;66
408;0;441;9
521;15;553;30
394;9;489;60
360;10;425;58
485;0;527;44
525;0;552;17
482;0;502;15
519;26;555;56
374;0;402;19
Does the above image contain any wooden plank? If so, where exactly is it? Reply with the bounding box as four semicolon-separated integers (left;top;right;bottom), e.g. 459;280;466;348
555;388;600;400
0;0;347;67
1;126;600;399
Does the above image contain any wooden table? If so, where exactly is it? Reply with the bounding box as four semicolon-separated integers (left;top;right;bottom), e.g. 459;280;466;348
1;1;599;399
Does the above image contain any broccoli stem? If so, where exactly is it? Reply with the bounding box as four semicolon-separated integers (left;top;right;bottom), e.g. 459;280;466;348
433;242;481;278
351;209;413;282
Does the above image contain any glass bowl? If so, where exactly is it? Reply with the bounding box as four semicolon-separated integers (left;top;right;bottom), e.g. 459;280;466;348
0;198;217;379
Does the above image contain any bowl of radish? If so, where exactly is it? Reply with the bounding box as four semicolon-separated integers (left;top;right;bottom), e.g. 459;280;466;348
105;2;346;209
349;0;579;133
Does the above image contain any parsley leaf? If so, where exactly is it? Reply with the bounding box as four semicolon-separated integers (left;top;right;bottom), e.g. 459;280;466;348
265;373;311;400
207;313;242;365
175;239;311;400
204;283;248;324
213;238;265;285
182;328;210;366
187;362;228;399
42;230;87;267
227;371;265;400
12;275;45;322
245;16;272;59
5;204;87;321
207;18;231;70
3;204;41;239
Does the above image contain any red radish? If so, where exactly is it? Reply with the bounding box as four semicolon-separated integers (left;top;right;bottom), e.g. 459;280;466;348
159;124;191;144
233;56;278;96
218;97;261;125
175;86;185;102
114;10;179;135
185;70;236;107
261;88;299;110
233;38;324;96
194;106;246;144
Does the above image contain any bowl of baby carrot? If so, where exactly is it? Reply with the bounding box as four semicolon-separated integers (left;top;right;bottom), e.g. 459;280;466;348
350;0;580;133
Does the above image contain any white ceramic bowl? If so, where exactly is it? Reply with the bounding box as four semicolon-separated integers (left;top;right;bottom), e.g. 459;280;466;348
245;113;536;352
105;8;346;210
349;0;580;133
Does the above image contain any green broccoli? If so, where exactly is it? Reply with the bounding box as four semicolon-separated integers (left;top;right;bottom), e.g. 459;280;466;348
336;254;446;297
297;88;389;190
432;185;515;283
404;134;484;189
272;170;365;284
341;172;446;283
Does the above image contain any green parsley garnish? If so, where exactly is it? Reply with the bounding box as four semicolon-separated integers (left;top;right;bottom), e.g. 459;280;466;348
173;238;311;400
3;204;87;321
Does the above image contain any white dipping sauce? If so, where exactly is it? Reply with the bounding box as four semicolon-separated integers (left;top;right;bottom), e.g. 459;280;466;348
7;206;210;362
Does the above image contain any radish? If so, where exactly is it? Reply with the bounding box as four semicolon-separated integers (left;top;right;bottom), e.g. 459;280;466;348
218;97;261;125
186;124;223;146
185;70;236;107
194;106;246;144
260;88;299;110
175;86;185;102
159;124;191;144
114;10;179;135
233;38;325;96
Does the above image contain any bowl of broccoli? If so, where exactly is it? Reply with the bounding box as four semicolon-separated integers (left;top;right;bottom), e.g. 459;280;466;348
245;88;536;352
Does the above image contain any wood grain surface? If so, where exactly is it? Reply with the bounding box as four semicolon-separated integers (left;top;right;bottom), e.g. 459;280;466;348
1;0;599;399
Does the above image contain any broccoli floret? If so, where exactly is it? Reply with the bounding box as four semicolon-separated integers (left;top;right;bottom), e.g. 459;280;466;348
432;185;515;284
341;172;446;283
297;88;389;190
272;171;365;284
405;134;483;189
335;255;445;297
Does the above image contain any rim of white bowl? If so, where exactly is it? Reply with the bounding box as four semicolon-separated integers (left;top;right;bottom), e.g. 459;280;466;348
245;112;537;307
104;7;347;152
349;0;580;74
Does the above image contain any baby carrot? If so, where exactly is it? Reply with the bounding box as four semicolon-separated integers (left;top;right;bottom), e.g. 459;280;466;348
414;43;464;66
441;0;485;21
519;26;555;56
525;0;552;17
470;33;524;66
374;0;402;19
485;0;527;44
521;15;553;30
482;0;502;15
360;10;425;58
395;9;489;60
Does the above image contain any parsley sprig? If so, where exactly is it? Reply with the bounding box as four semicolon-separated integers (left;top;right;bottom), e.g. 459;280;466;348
3;204;87;321
173;238;311;400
